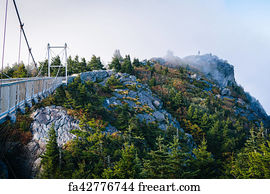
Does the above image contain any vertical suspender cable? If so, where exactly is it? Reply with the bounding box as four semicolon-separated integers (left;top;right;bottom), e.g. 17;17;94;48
18;27;22;65
28;50;31;66
1;0;9;114
1;0;9;81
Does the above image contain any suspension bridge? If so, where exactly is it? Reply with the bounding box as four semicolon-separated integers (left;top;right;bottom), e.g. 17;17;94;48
0;0;71;124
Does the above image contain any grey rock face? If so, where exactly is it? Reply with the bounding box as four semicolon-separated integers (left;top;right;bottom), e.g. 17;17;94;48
152;53;236;88
237;98;245;106
153;111;165;122
81;70;110;82
85;71;187;134
30;106;78;145
137;113;156;123
153;100;161;109
26;106;80;177
221;88;231;96
182;54;236;87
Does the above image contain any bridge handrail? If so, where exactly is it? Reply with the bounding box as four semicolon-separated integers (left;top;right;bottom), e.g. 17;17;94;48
0;77;63;123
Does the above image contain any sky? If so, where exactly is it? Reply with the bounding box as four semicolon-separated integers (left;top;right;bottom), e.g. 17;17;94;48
0;0;269;114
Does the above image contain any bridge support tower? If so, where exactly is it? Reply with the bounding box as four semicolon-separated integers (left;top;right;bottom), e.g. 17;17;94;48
47;43;68;84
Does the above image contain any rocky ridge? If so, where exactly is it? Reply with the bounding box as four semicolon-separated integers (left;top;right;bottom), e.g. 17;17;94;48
152;53;236;88
151;53;269;125
26;70;194;177
81;70;185;132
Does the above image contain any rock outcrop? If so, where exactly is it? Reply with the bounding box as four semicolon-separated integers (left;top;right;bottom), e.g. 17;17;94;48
182;54;236;88
26;106;79;177
152;53;236;88
81;71;185;133
151;52;270;125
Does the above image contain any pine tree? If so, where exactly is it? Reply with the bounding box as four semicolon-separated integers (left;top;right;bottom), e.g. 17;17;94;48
168;136;195;178
148;77;156;87
187;105;194;120
201;113;209;130
230;127;270;178
163;67;169;75
192;108;199;124
173;92;184;108
51;56;65;76
40;124;60;178
109;57;121;72
191;137;216;178
133;58;141;67
207;120;221;156
79;57;87;72
121;55;134;74
88;55;104;70
141;136;172;178
102;143;142;179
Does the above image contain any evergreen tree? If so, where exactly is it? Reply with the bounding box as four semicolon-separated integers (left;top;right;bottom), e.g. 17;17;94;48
40;125;60;178
102;143;142;178
109;57;121;72
79;57;87;72
133;58;141;67
121;55;134;74
142;136;172;178
148;77;156;87
168;136;195;178
192;108;199;124
67;56;75;75
150;66;156;77
230;135;270;178
51;56;65;76
207;120;222;156
163;67;169;75
201;113;209;130
88;55;104;70
191;137;216;178
187;105;194;120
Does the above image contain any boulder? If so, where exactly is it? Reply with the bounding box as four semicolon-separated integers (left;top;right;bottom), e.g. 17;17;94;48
221;88;231;96
237;98;245;106
105;124;118;134
80;70;109;82
153;111;165;122
153;100;161;109
137;113;155;123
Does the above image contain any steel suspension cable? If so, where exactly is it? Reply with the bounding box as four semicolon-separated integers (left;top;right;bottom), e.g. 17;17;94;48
28;50;31;66
12;0;37;67
1;0;8;82
18;28;22;64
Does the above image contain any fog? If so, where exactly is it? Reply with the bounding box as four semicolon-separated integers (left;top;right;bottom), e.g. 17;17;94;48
0;0;269;114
